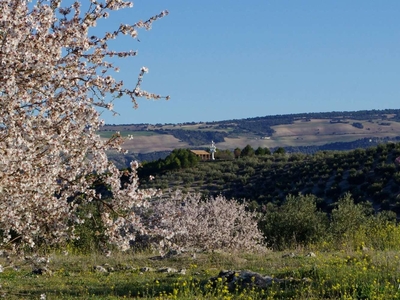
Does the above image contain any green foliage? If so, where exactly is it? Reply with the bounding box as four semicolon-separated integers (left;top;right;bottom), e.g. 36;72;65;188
8;238;400;299
215;149;234;160
140;142;400;237
329;193;371;249
139;148;199;178
165;149;199;169
288;153;307;162
273;147;286;155
257;191;400;251
255;146;271;156
164;129;228;146
367;212;400;250
240;144;255;158
352;122;364;129
233;147;241;159
348;169;365;185
261;194;328;250
72;201;108;253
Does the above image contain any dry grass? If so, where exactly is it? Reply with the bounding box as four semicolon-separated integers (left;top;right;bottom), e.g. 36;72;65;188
99;118;400;153
122;135;189;153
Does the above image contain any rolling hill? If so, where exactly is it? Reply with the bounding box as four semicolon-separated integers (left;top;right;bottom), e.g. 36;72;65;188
99;109;400;167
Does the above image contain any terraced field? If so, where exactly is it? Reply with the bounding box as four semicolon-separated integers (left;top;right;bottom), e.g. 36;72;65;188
99;113;400;154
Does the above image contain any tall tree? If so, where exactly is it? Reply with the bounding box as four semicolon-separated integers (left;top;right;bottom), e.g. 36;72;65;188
234;147;242;159
255;146;266;156
274;147;286;155
0;0;168;251
241;144;255;157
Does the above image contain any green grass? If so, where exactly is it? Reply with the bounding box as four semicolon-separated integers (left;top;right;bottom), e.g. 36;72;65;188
3;249;400;299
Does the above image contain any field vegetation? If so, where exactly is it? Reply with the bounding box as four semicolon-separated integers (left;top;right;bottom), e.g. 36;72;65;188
4;1;400;299
140;142;400;216
3;208;400;299
99;109;400;154
3;141;400;299
2;142;400;299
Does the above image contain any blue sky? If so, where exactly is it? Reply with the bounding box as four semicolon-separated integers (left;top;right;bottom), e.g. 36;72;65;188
96;1;400;125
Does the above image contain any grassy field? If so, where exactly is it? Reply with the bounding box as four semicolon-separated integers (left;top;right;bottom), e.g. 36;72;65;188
3;249;400;299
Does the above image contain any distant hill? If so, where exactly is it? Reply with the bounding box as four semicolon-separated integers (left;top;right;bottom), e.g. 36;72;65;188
99;109;400;167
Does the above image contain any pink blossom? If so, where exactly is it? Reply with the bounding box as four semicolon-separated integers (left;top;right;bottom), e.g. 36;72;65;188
0;0;168;252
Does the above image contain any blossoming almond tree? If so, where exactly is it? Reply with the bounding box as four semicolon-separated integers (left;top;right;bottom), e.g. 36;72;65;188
141;191;264;254
0;0;168;251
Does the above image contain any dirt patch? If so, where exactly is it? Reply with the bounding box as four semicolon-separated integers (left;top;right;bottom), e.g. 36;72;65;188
122;135;189;153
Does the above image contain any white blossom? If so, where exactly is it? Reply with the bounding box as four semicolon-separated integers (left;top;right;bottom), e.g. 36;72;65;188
141;192;264;253
0;0;168;252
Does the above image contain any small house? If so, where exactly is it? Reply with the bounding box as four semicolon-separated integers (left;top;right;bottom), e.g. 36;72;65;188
190;150;210;161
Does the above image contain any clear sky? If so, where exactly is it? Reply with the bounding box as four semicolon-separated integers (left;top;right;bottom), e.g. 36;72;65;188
96;0;400;125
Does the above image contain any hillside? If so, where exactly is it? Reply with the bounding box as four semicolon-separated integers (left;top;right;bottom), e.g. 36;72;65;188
139;142;400;216
99;109;400;167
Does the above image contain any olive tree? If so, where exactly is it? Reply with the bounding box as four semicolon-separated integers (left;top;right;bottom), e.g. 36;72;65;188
260;194;328;250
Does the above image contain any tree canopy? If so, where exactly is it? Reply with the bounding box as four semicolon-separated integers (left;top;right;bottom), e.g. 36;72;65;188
0;0;168;251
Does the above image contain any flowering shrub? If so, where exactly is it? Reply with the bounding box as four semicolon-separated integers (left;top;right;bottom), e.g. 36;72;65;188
145;191;264;252
0;0;167;251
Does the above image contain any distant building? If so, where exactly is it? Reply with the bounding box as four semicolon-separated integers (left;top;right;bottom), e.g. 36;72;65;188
190;150;210;161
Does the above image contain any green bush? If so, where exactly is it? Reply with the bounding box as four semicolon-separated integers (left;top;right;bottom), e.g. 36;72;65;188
328;193;371;250
71;201;109;254
260;194;328;250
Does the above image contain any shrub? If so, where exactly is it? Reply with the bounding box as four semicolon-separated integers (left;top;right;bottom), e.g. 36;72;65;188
329;193;371;249
143;192;264;253
368;212;400;250
260;194;328;250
